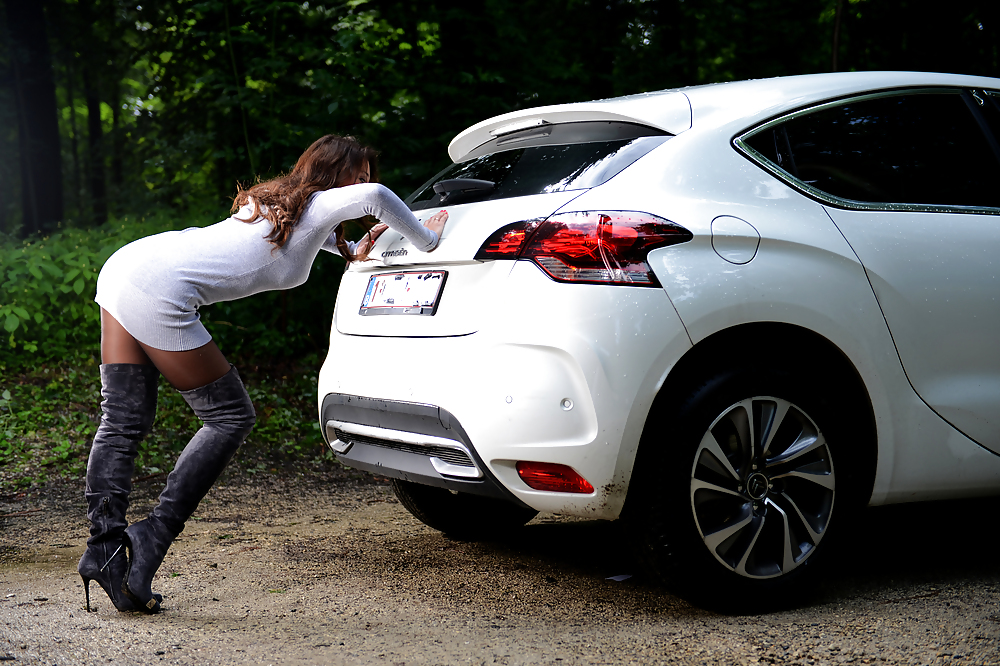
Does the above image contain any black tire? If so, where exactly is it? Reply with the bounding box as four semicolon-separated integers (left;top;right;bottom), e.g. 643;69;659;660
627;360;873;613
390;479;538;539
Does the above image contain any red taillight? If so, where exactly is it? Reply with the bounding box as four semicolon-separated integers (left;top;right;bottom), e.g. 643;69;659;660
516;461;595;494
474;211;691;285
474;220;540;259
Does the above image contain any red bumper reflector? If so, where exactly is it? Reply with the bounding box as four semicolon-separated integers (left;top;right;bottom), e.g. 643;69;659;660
515;461;595;494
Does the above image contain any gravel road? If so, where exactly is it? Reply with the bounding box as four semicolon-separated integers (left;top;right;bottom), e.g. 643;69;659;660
2;467;999;665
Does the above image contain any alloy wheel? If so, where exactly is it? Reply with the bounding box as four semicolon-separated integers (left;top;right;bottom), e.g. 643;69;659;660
689;396;835;579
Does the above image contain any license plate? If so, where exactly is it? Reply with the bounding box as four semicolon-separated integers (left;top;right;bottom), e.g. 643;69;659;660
359;271;448;316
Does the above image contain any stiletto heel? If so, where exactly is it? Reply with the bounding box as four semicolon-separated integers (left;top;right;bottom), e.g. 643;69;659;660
82;575;93;612
79;534;161;611
78;541;129;611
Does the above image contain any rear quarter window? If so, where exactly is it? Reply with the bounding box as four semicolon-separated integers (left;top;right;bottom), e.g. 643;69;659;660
742;91;1000;209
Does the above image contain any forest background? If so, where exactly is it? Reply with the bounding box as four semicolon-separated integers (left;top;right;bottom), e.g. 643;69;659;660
1;0;998;486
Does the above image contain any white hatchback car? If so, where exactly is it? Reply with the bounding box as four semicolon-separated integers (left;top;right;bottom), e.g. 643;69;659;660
318;71;1000;610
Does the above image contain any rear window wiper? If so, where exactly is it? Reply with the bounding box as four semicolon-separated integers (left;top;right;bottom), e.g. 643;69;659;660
433;178;495;204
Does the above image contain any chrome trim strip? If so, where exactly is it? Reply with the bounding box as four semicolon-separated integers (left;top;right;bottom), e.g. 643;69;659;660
430;457;483;479
328;420;467;449
733;87;1000;217
330;438;352;454
326;419;483;479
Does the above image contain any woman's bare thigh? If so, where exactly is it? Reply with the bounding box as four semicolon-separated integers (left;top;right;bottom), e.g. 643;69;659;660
100;308;232;391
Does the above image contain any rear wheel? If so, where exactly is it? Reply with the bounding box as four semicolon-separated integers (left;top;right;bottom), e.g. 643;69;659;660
628;362;871;612
391;479;538;539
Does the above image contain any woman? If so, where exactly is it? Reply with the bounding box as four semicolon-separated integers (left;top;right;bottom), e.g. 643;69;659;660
78;135;447;614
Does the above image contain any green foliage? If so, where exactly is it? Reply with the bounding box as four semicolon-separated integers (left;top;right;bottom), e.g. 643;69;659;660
121;0;447;203
0;360;104;488
0;209;212;364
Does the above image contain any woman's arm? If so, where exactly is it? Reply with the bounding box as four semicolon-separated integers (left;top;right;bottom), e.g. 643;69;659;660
348;209;447;258
308;183;441;253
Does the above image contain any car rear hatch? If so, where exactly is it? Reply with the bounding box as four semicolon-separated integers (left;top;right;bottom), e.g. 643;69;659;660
335;119;680;338
335;193;586;337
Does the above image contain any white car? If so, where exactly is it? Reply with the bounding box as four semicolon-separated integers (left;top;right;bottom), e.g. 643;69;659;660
317;71;1000;610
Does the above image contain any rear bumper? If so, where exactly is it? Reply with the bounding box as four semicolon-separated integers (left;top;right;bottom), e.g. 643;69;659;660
320;392;530;507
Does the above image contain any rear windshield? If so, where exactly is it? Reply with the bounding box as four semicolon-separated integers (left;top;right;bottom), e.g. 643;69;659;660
406;134;669;211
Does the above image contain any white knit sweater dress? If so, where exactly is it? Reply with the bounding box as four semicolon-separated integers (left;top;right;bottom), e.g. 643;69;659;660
95;183;438;352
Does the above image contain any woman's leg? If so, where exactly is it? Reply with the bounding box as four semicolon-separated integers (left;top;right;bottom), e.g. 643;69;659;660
102;314;256;613
87;310;254;613
79;310;160;611
100;308;231;391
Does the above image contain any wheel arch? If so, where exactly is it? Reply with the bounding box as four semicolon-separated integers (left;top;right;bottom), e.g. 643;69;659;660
623;321;878;519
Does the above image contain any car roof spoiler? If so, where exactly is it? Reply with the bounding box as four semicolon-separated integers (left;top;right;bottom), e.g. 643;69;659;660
448;90;693;162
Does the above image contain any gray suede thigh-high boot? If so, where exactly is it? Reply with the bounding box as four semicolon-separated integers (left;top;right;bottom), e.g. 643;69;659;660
78;363;159;612
122;365;255;613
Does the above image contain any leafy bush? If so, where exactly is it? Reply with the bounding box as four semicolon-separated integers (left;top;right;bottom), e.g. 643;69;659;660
0;210;202;365
0;360;107;487
0;226;105;359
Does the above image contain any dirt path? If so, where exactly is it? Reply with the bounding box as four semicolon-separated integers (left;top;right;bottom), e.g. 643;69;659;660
2;469;999;665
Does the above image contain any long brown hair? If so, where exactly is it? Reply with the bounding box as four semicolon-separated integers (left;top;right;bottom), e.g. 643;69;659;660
232;135;379;259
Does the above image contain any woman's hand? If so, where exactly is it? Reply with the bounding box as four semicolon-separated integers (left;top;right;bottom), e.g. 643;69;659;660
355;223;388;259
424;210;448;243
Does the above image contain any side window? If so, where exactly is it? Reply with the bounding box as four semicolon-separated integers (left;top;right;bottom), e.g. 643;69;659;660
745;92;1000;208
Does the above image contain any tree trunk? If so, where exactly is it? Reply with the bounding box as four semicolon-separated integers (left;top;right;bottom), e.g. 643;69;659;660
82;66;107;225
111;80;123;195
4;0;64;237
0;13;13;235
65;55;82;216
